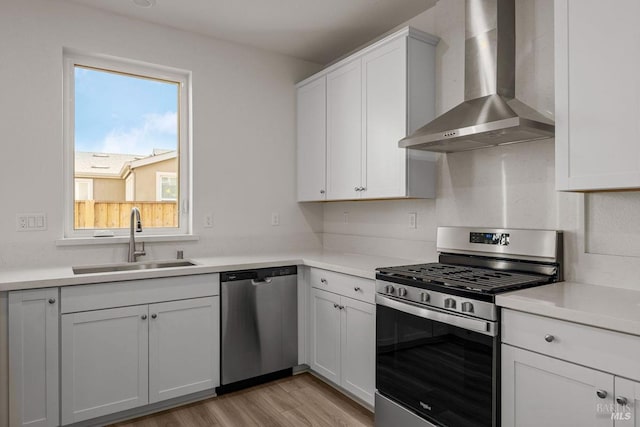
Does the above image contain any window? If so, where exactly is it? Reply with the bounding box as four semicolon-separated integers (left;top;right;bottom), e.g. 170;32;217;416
74;178;94;201
156;172;177;201
64;51;191;237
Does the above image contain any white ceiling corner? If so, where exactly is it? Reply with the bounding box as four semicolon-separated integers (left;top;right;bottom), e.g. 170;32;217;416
65;0;439;64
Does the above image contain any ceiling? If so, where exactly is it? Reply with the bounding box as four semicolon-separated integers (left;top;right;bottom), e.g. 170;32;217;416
67;0;439;64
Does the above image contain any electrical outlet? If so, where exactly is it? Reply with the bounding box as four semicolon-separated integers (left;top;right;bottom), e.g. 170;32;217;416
16;213;47;231
271;212;280;226
204;213;214;228
343;212;349;224
409;212;417;229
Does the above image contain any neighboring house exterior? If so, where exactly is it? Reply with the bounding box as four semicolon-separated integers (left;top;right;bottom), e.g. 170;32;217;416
74;150;177;202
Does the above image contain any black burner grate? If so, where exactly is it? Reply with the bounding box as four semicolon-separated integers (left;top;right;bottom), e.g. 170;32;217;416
377;263;548;293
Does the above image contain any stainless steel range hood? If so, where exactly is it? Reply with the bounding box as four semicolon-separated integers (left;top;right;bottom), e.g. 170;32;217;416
399;0;554;153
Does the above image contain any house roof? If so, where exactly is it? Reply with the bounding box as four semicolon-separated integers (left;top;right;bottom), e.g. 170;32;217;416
75;151;177;178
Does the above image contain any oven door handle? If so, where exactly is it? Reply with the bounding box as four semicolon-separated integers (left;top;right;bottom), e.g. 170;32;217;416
376;294;498;337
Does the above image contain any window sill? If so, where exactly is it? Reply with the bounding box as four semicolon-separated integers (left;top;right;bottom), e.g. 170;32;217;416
55;234;200;247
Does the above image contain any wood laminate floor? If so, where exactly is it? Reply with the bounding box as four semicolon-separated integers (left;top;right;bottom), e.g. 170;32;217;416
110;373;374;427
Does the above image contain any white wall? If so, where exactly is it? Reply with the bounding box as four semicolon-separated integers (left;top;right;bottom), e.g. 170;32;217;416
323;0;640;290
0;0;324;269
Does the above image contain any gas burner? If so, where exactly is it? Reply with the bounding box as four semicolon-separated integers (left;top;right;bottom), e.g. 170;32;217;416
376;263;549;294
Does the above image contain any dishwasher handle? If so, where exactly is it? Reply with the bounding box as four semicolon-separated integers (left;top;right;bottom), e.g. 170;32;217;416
251;278;273;286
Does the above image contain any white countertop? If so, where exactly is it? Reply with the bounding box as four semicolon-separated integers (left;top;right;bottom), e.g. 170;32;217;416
0;250;426;292
496;281;640;336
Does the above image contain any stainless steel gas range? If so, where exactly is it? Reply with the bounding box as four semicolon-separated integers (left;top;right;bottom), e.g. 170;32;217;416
374;227;563;427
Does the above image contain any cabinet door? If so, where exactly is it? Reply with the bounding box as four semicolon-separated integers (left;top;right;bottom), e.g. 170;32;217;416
362;37;407;199
149;297;220;403
297;77;327;201
614;377;640;426
8;289;59;427
340;296;375;406
502;344;613;427
326;60;362;200
309;288;342;383
556;0;640;191
61;305;149;424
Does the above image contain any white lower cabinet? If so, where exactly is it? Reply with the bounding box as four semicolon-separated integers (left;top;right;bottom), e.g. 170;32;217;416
61;295;220;425
309;287;375;405
340;297;375;404
148;297;219;403
8;288;59;427
502;344;614;427
310;288;342;384
502;309;640;426
61;305;149;424
614;377;640;426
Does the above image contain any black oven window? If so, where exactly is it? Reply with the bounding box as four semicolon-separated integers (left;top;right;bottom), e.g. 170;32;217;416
376;304;496;427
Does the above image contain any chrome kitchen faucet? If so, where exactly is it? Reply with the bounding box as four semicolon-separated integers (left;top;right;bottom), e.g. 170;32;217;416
128;207;146;262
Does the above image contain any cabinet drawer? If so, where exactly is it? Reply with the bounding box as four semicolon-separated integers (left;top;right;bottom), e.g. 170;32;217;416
502;309;640;381
309;268;374;304
61;274;220;313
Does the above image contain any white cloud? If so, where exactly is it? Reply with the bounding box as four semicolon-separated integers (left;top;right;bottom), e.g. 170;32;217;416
100;111;177;155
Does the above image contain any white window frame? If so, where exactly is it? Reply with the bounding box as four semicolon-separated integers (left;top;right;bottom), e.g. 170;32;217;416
125;174;135;202
74;178;94;201
63;50;192;238
156;172;178;201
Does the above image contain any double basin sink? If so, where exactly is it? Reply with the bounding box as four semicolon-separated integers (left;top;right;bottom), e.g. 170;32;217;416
72;259;197;275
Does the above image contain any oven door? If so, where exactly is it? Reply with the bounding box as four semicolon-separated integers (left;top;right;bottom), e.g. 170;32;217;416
376;294;498;427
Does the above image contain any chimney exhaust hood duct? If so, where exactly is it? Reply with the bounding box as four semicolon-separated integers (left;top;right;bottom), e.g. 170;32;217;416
399;0;554;153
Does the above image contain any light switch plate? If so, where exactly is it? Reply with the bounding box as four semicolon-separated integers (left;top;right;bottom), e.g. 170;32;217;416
409;212;417;229
17;213;47;231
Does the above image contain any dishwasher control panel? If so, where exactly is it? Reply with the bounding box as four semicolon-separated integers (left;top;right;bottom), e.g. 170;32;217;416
221;265;297;282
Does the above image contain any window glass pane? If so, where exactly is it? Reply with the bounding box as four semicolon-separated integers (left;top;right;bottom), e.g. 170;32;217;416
73;66;180;230
161;176;177;200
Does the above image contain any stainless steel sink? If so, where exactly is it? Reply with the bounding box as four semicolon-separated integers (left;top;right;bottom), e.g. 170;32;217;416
72;260;197;275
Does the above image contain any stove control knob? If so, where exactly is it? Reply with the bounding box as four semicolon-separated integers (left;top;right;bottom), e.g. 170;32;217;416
398;288;407;297
444;298;456;309
421;292;430;303
461;302;474;313
385;285;395;294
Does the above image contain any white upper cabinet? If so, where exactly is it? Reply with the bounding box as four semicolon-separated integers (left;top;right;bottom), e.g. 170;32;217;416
296;27;438;202
327;60;364;200
555;0;640;191
297;77;327;201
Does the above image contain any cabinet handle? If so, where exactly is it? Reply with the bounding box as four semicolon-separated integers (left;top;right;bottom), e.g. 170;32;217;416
320;278;327;284
333;303;339;309
354;287;361;292
544;334;555;342
151;313;158;319
48;298;56;304
141;314;148;320
339;305;344;310
320;190;325;194
354;187;360;192
360;187;366;192
616;396;628;406
596;390;608;399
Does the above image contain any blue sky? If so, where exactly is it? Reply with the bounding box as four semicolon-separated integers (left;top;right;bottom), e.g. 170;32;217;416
74;66;178;156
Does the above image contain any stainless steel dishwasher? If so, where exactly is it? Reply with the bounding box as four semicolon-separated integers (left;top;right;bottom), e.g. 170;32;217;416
220;266;298;385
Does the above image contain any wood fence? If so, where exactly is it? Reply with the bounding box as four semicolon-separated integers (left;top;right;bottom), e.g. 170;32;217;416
75;201;178;229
